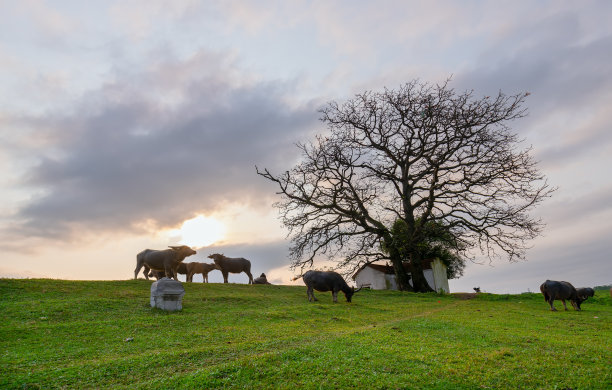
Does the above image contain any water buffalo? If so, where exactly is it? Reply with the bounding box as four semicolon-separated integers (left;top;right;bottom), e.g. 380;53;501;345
147;269;165;279
253;273;271;285
207;253;253;284
296;270;362;303
186;262;219;283
147;263;188;280
540;280;584;311
134;246;196;281
576;287;595;301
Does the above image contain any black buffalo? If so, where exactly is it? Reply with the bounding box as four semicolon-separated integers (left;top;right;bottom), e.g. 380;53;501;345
540;280;585;311
576;287;595;301
297;270;362;303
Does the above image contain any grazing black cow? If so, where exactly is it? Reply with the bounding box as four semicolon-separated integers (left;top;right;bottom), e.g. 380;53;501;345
295;270;362;303
576;287;595;301
540;280;585;311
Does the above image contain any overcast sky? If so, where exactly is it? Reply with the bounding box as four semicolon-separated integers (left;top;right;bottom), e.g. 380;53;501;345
1;1;611;293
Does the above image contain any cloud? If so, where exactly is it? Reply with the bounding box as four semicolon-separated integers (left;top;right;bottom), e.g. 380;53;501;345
4;49;319;245
454;22;612;144
539;185;612;227
450;232;612;294
4;0;77;39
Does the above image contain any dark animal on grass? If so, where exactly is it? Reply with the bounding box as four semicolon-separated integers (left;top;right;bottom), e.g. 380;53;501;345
576;287;595;301
134;246;196;281
207;253;253;284
294;270;362;303
473;287;481;293
253;273;271;285
147;262;188;280
186;262;219;283
540;280;585;311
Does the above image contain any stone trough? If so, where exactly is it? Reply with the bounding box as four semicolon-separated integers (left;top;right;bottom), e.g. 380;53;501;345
150;277;185;311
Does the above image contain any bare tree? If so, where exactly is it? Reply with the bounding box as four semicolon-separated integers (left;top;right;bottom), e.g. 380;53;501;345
257;80;554;292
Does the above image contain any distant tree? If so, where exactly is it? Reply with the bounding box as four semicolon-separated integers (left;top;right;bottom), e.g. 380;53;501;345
257;79;554;292
593;285;612;291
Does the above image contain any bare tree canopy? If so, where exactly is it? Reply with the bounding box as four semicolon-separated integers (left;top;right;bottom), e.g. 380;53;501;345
257;79;554;292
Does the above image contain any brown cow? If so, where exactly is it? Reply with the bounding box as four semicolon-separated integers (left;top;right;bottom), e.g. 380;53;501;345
185;262;219;283
147;263;188;280
207;253;253;284
134;246;196;281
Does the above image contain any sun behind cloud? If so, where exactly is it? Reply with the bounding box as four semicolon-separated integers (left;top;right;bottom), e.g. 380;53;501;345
172;215;226;248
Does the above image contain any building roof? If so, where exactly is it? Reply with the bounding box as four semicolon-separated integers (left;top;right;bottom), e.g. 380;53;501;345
351;259;434;280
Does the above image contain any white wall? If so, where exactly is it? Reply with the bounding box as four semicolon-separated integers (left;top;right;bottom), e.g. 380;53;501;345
355;266;388;290
355;261;449;293
431;259;450;293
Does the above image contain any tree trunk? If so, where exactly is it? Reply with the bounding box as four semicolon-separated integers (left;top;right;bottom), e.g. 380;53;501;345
386;243;413;291
390;257;413;291
409;253;434;293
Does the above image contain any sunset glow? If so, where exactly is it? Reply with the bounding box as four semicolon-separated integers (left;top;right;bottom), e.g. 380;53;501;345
173;215;226;248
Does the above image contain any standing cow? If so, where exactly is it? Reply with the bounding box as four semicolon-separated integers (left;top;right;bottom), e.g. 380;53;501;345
185;262;219;283
134;246;196;281
207;253;253;284
540;280;585;311
295;270;362;303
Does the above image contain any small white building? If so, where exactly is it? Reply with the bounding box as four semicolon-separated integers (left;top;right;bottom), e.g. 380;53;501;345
352;259;450;293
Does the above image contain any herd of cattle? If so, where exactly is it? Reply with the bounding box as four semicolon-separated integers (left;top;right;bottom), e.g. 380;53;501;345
133;245;602;308
133;245;271;285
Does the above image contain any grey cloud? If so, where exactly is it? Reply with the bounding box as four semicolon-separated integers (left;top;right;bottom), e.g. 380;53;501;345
451;232;612;294
10;52;320;241
455;13;612;166
458;34;612;113
538;185;612;227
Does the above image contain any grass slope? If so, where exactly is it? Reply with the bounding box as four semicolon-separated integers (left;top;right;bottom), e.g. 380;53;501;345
0;279;610;389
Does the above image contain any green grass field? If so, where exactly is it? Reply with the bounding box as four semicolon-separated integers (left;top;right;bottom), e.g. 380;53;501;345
0;279;610;389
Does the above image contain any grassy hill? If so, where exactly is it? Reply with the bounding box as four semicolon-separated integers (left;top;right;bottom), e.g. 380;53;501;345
1;279;610;389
